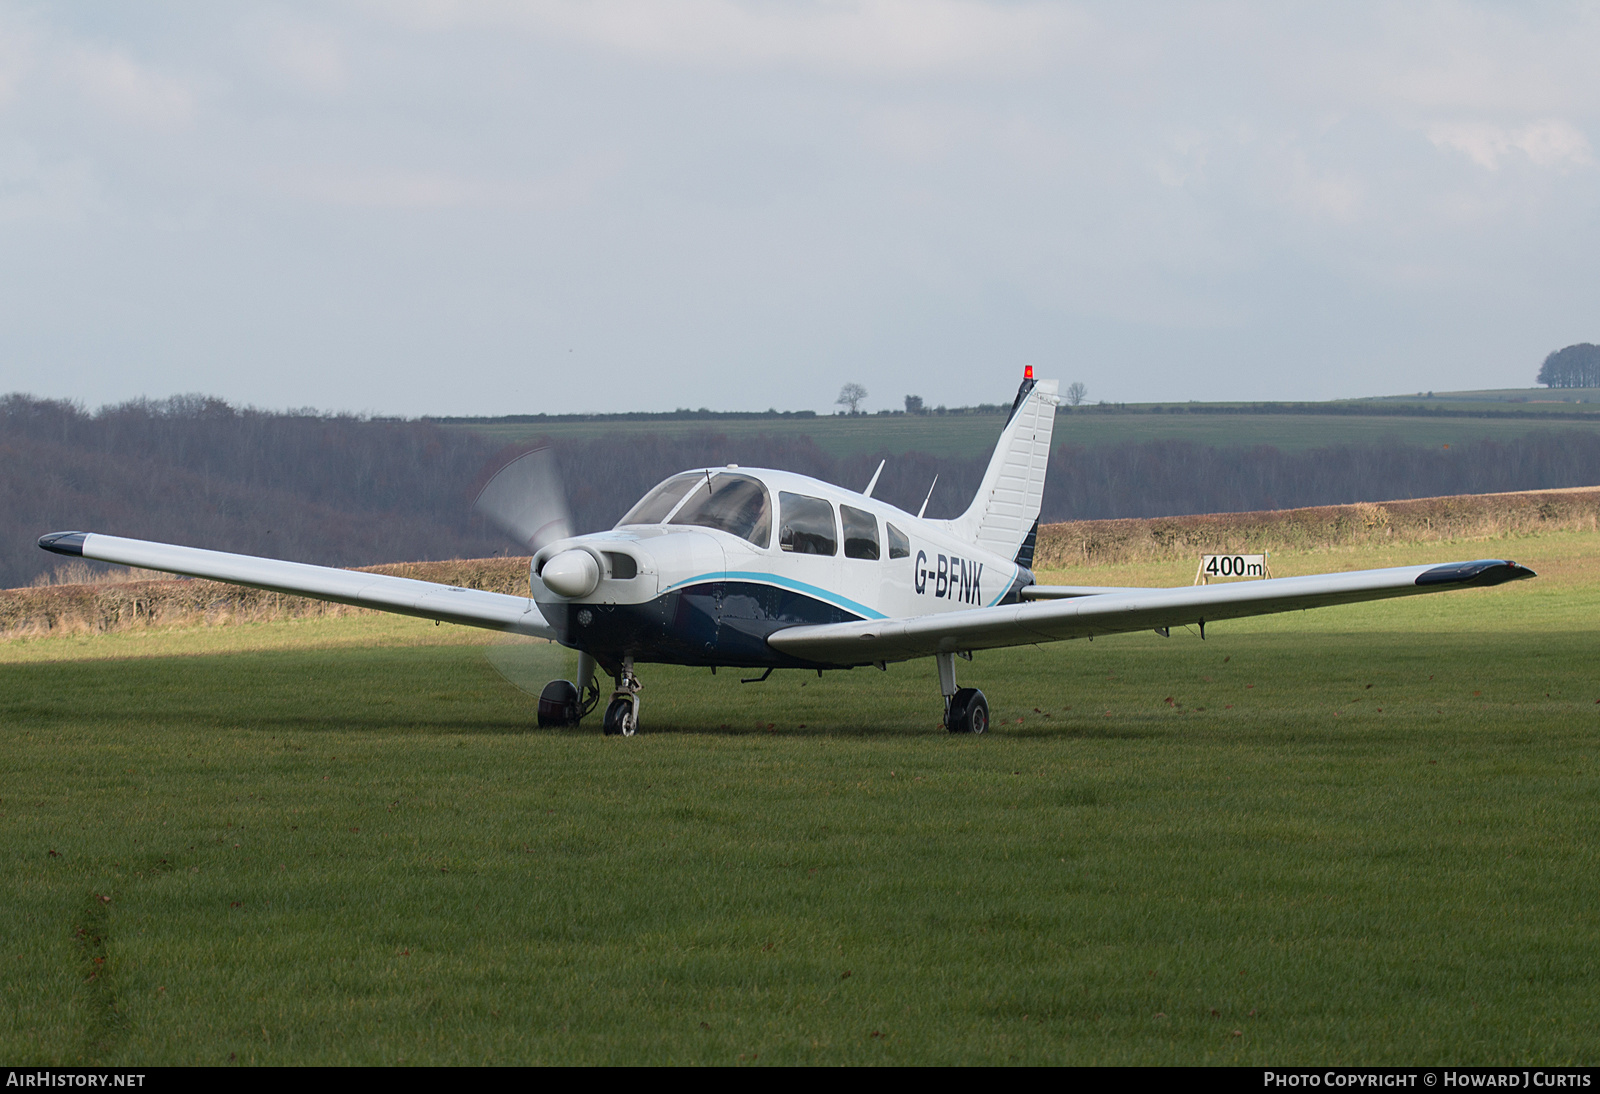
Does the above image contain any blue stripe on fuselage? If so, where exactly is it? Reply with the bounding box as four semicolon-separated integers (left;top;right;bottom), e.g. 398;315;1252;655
661;571;887;621
984;561;1016;607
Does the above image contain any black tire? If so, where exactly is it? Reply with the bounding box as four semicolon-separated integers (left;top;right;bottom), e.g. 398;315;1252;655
537;680;581;727
603;696;636;737
946;688;989;735
967;690;989;735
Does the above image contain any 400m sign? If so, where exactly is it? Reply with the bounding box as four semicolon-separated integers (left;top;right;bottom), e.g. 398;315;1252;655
1195;553;1271;584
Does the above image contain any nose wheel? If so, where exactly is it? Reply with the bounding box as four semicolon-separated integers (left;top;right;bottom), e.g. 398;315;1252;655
603;658;642;736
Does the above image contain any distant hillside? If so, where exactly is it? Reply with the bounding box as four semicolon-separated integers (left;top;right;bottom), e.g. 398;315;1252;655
443;397;1600;458
6;393;1600;591
0;394;511;591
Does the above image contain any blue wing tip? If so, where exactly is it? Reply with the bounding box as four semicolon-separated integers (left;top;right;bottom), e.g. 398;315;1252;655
38;532;87;557
1415;559;1536;588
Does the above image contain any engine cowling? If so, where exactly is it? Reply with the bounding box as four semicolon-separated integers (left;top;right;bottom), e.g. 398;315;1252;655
540;549;600;598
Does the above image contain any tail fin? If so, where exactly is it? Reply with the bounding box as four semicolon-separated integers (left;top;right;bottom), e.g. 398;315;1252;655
943;371;1058;564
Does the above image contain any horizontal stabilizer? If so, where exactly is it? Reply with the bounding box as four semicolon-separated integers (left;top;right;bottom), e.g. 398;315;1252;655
38;532;555;638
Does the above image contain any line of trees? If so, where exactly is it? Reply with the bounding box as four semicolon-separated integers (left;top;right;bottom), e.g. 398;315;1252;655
1538;343;1600;388
5;393;1600;589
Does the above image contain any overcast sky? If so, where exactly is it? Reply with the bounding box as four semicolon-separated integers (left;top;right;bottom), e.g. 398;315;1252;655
1;2;1596;416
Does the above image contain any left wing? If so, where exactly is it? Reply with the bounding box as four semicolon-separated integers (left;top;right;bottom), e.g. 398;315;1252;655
767;559;1533;665
1020;584;1154;599
38;531;555;638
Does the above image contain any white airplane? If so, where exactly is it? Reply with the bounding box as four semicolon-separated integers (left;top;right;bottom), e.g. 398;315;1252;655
38;369;1534;736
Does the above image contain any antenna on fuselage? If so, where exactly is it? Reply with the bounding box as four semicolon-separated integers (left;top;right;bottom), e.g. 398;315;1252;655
917;474;938;519
863;459;885;498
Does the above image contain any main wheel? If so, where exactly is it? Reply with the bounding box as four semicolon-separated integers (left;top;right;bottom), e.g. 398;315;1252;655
537;680;581;727
602;696;637;737
946;688;989;735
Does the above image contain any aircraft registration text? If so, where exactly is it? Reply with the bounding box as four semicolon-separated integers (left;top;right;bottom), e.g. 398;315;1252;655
915;550;984;604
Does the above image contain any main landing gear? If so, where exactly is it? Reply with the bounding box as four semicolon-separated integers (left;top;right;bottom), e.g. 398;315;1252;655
936;650;989;735
536;652;601;728
602;656;642;737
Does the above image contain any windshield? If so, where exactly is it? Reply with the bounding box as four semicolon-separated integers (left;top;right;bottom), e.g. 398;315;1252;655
616;473;701;527
669;473;772;547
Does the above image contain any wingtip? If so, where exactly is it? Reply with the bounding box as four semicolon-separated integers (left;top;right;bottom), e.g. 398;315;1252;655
1415;559;1536;588
38;532;88;557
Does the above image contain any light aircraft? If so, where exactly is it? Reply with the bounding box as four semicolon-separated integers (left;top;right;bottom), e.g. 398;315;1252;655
38;368;1534;735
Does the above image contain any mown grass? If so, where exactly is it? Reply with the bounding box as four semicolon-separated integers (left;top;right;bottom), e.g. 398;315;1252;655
447;410;1600;459
2;533;1598;1064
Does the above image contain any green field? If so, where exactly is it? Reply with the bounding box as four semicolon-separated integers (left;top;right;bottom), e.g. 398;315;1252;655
2;531;1597;1064
446;401;1600;459
1358;387;1600;412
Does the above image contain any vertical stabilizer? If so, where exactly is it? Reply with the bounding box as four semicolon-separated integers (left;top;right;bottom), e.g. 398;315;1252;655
940;372;1058;562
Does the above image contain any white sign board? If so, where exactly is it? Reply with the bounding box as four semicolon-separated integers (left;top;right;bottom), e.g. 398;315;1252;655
1195;553;1270;584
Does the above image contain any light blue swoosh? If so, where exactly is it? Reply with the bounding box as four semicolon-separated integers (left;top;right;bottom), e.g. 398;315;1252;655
987;570;1012;608
661;571;888;621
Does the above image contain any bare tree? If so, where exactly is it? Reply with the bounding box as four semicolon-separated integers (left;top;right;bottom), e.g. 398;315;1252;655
1066;381;1088;406
837;382;868;415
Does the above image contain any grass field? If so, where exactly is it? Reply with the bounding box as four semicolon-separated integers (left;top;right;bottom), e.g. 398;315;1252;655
1358;388;1600;411
447;408;1600;459
2;531;1597;1064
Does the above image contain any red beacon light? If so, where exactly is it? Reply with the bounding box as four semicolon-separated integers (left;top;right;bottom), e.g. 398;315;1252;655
1024;365;1034;380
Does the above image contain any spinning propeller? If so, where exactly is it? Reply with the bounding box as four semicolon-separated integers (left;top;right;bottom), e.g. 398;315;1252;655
473;447;601;598
471;447;597;720
472;447;573;554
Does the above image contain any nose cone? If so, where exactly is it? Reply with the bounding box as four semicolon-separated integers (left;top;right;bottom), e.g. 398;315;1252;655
541;549;601;598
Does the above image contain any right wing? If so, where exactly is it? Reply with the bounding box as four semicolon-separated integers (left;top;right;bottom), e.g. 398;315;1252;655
38;532;555;638
767;559;1534;665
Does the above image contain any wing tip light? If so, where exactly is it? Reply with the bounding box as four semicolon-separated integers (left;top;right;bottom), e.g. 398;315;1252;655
38;532;88;557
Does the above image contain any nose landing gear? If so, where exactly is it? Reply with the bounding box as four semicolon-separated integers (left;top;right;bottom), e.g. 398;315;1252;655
937;650;989;734
603;656;642;736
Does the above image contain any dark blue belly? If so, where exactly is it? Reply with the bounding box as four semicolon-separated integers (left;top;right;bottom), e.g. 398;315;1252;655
548;580;864;669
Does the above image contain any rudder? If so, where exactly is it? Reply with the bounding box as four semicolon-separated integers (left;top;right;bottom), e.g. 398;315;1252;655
947;371;1058;561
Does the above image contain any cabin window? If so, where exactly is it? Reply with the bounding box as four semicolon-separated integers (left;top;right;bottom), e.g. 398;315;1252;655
617;473;700;527
887;523;910;559
669;473;772;547
778;492;837;555
841;505;879;560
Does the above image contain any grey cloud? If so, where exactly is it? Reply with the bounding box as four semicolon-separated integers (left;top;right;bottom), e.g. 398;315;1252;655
0;1;1595;416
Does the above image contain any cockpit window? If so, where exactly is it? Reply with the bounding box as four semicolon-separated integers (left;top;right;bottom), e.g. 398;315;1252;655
887;522;910;560
616;473;700;527
668;473;772;547
840;505;879;560
779;492;837;556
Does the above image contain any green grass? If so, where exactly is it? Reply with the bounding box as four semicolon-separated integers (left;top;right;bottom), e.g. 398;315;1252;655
447;409;1600;459
3;533;1598;1064
1358;387;1600;411
447;412;1020;459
